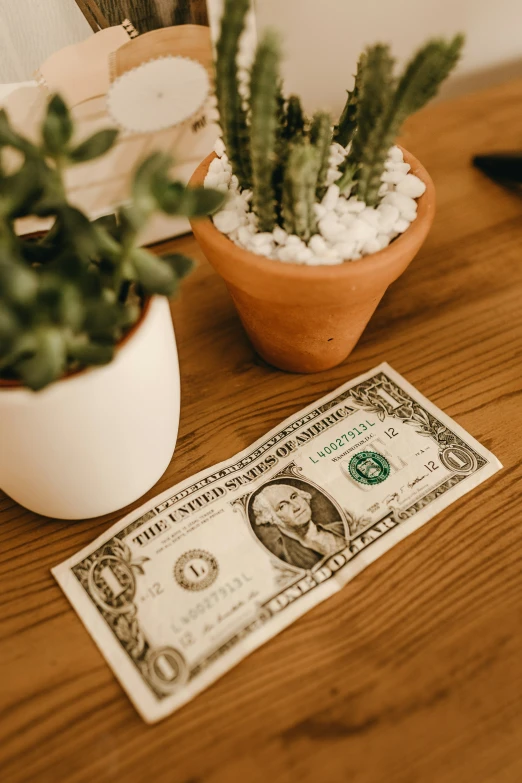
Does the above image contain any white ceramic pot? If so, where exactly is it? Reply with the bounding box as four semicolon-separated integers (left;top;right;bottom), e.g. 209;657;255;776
0;296;180;520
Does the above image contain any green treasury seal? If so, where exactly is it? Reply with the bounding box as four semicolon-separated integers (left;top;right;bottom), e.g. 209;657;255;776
349;451;390;485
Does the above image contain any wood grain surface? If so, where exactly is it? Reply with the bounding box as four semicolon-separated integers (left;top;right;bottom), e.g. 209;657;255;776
1;80;522;783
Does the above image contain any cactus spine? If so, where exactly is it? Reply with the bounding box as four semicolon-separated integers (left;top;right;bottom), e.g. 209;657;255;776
249;30;281;232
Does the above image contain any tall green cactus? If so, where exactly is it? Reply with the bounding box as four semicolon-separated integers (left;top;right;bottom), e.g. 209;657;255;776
215;0;251;188
333;55;364;149
345;44;396;205
284;95;306;140
345;36;464;205
213;0;463;239
282;142;319;241
249;30;281;232
310;111;332;199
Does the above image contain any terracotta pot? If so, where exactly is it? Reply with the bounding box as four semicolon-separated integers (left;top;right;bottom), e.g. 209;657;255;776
189;148;435;373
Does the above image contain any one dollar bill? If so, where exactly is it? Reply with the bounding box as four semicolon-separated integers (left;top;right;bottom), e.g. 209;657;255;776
53;363;502;722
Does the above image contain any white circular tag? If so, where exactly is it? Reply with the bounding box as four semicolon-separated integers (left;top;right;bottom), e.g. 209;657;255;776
107;56;210;133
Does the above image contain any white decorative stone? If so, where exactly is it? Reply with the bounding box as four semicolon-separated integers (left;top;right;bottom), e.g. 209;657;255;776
326;168;342;185
314;203;327;219
214;137;226;157
382;192;417;220
340;212;356;228
359;208;381;229
394;218;411;234
331;141;346;156
309;234;328;255
335;241;357;260
322;184;340;211
388;145;404;162
377;203;400;232
381;169;408;185
250;232;274;247
209;156;224;174
213;210;243;233
319;215;345;241
286;234;305;247
395;173;427;198
272;226;288;245
361;237;382;255
295;247;314;263
346;218;376;243
345;197;366;213
204;173;220;188
385;160;410;174
237;225;254;245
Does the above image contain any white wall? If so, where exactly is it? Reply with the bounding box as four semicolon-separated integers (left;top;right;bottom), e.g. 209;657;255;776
1;0;521;99
255;0;522;113
0;0;91;82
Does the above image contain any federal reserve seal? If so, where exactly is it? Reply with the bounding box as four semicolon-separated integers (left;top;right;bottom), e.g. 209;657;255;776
349;451;390;486
174;549;219;592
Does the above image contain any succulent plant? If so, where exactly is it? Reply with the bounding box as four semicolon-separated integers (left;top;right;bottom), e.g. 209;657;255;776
0;94;224;391
214;0;464;234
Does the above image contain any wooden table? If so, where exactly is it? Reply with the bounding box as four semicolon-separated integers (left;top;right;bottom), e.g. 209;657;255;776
2;79;522;783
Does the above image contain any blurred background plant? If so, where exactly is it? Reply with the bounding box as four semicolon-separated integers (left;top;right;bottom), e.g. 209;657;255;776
0;94;224;390
215;0;463;239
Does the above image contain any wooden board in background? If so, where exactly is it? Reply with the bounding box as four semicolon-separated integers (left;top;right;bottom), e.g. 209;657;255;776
88;0;209;32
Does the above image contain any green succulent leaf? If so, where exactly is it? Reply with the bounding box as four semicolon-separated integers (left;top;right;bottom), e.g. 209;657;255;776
132;152;173;213
15;327;67;391
83;300;126;341
161;254;195;280
0;110;35;153
173;185;226;218
57;206;100;261
130;248;178;296
69;129;119;163
42;94;73;156
0;160;46;219
0;305;19;354
67;340;114;365
0;262;38;305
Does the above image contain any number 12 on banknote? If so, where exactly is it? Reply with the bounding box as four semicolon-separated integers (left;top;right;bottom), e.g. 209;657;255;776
53;363;502;722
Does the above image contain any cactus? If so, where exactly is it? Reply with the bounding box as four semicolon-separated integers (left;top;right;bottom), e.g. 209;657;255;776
214;0;252;188
271;82;288;220
310;111;332;199
213;0;463;244
333;55;364;149
250;30;281;232
0;95;224;390
345;36;464;205
284;95;306;141
282;142;319;241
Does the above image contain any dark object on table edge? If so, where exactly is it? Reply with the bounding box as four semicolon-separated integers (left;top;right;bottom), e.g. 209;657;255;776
473;151;522;192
